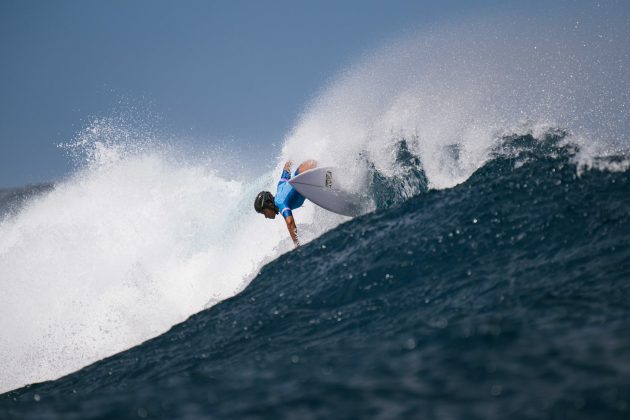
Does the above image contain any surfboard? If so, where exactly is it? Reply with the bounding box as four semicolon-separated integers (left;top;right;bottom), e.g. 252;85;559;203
289;167;363;217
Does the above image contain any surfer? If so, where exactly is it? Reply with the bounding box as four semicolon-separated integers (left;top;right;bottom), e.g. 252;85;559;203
254;159;317;247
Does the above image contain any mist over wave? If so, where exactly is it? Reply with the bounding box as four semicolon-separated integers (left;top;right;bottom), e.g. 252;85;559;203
0;140;248;392
282;13;630;193
2;4;629;397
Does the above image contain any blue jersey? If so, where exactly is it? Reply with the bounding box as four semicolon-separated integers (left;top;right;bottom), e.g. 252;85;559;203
275;168;305;219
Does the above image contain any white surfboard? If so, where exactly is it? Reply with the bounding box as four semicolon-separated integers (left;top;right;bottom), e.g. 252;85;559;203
289;167;363;217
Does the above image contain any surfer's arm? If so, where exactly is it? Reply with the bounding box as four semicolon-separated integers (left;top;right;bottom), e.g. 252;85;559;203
279;160;292;182
284;215;300;247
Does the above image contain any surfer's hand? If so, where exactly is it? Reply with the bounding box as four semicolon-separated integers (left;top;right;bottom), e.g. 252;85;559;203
285;215;299;248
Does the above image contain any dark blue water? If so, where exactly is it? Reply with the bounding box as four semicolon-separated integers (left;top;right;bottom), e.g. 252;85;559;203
2;133;629;419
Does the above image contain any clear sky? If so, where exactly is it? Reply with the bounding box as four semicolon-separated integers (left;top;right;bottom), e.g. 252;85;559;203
0;0;617;187
0;0;496;187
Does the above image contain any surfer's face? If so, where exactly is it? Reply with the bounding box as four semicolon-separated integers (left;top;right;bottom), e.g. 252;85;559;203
262;208;276;219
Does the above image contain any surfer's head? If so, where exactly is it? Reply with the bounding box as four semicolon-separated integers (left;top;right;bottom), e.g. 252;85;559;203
254;191;278;219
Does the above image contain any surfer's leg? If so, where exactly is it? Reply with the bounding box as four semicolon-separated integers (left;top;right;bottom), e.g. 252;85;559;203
296;159;317;175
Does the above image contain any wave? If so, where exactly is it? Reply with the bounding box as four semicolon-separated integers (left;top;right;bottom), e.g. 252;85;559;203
3;130;629;418
2;6;630;395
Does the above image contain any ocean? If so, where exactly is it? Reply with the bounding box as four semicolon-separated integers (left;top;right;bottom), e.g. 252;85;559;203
1;8;630;420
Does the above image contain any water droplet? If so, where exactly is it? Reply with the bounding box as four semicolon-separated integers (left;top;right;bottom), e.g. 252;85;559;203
33;394;41;402
404;338;416;350
436;318;448;328
490;384;503;396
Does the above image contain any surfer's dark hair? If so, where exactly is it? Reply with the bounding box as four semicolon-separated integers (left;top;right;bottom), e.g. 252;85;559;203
254;191;277;213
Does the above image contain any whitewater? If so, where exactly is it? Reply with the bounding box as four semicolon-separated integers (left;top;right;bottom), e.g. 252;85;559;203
1;10;629;395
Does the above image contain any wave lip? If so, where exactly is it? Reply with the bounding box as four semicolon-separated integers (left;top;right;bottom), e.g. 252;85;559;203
281;10;630;194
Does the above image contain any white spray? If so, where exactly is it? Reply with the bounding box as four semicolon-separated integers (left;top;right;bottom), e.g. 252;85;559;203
0;115;346;393
282;15;630;190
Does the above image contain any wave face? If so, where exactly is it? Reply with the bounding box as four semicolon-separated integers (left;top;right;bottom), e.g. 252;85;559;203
2;133;630;419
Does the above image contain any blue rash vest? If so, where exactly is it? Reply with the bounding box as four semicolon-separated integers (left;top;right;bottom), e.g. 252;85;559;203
274;168;306;220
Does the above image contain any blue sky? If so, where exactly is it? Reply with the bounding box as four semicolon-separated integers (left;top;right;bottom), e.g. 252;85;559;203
0;0;617;187
0;0;499;187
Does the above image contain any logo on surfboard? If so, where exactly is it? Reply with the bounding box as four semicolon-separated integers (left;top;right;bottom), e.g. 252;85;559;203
325;171;333;188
